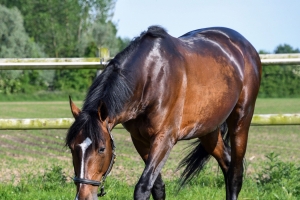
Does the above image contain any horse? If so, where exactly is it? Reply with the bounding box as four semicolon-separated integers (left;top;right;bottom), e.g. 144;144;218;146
66;26;261;200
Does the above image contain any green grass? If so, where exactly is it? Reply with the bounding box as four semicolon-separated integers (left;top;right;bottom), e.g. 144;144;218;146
254;98;300;114
0;91;86;102
0;98;299;199
0;101;76;118
1;160;299;200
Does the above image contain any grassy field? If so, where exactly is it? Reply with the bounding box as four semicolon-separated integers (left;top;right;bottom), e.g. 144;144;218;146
0;98;299;199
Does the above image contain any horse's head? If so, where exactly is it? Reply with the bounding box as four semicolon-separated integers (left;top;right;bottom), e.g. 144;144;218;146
66;98;116;200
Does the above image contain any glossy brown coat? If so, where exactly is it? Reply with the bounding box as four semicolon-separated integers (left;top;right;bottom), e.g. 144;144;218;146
66;26;261;200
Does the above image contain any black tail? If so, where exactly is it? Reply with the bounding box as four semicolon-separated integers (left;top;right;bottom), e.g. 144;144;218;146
177;122;229;188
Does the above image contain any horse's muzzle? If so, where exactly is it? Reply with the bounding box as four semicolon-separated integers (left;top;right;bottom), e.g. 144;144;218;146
75;185;99;200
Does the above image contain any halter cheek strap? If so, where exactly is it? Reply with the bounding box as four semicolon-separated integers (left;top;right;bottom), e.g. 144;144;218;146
73;121;116;197
97;122;116;197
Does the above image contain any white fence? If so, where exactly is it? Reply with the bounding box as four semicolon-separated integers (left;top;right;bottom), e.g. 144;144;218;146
0;54;299;129
1;114;300;130
0;54;300;70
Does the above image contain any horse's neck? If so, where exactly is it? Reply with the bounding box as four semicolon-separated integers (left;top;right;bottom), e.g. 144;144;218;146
110;100;140;126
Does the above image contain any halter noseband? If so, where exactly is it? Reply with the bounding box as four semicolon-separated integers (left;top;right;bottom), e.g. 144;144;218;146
73;121;116;197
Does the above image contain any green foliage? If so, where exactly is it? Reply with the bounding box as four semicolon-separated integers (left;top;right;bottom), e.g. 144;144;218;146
53;69;97;92
13;165;68;193
255;153;300;199
89;20;120;56
0;5;47;95
275;44;300;54
0;1;129;94
2;0;81;57
0;5;45;58
0;165;73;200
0;70;47;95
49;1;123;92
117;37;131;52
2;0;118;58
19;70;47;93
258;44;300;98
40;165;67;191
0;71;22;94
259;65;300;97
1;0;299;98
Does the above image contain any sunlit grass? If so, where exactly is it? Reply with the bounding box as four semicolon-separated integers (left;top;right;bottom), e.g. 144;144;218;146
0;99;299;199
254;98;300;114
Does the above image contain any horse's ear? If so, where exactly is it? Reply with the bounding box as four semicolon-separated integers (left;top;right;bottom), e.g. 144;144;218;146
69;96;81;118
98;101;108;122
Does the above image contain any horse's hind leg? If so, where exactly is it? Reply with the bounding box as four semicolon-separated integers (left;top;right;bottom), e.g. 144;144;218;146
226;100;255;200
200;126;231;181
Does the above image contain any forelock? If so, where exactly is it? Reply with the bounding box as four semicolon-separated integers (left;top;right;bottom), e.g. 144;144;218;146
65;112;104;148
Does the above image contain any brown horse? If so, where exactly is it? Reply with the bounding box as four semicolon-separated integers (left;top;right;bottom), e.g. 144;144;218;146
66;26;261;200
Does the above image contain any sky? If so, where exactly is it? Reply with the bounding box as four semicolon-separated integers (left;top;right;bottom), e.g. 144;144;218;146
112;0;300;53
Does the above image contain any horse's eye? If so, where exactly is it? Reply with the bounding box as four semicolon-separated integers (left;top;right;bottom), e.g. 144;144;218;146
98;147;106;153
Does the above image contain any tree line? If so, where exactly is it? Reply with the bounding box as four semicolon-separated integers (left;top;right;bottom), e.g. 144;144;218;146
0;1;299;99
0;1;129;98
259;45;300;98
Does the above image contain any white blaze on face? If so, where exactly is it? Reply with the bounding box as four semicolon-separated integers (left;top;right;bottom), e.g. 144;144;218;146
75;137;92;200
79;137;92;178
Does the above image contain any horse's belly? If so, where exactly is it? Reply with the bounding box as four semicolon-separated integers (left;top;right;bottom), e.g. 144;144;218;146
178;94;238;139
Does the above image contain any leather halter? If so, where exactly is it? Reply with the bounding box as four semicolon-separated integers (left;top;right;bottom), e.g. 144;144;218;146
73;121;116;197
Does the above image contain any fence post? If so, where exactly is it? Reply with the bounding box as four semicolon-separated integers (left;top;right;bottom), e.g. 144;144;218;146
97;47;110;76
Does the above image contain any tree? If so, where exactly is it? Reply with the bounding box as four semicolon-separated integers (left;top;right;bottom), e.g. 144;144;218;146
1;0;82;57
0;5;44;58
51;0;125;92
1;0;117;58
117;36;131;53
0;5;46;94
1;0;126;93
259;44;300;97
80;20;120;56
274;44;300;54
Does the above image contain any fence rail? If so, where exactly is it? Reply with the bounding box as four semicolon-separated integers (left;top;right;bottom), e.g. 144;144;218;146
0;53;300;128
0;118;123;130
260;53;300;65
0;58;108;70
0;114;300;130
1;54;300;70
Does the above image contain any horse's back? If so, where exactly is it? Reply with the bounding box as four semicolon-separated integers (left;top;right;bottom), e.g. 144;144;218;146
178;27;261;77
177;26;261;94
179;27;252;51
181;27;262;101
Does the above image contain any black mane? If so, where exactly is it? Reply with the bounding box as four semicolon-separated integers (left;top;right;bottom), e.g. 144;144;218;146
82;25;168;117
66;26;168;147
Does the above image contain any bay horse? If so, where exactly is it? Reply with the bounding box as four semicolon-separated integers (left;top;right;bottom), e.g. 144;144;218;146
66;26;261;200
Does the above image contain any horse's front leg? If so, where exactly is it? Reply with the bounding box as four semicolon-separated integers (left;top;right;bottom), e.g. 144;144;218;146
134;133;175;200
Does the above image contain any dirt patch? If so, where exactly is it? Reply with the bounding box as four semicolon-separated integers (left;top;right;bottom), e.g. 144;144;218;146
0;134;67;155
